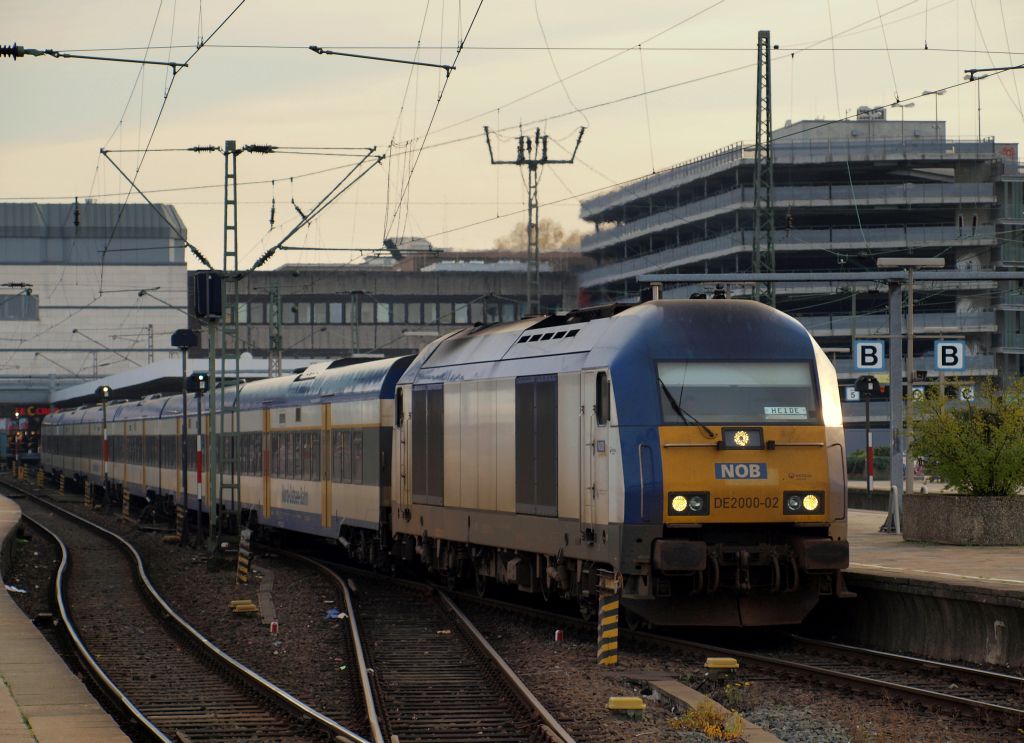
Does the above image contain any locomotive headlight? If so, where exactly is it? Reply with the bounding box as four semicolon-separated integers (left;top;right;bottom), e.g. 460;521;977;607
784;491;825;514
669;492;710;516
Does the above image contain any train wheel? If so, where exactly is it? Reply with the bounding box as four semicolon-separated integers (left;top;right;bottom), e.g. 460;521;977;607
578;600;596;622
474;569;489;598
623;609;646;632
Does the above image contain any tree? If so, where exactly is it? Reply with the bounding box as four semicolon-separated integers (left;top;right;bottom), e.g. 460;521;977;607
910;378;1024;497
493;218;582;252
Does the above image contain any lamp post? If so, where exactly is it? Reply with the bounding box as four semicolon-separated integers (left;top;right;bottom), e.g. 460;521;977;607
893;102;915;145
191;372;207;542
922;90;946;140
171;329;198;544
877;257;944;531
95;385;111;505
13;410;20;475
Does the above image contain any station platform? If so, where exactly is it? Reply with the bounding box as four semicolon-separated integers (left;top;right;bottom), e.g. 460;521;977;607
0;494;130;742
816;507;1024;667
847;507;1024;595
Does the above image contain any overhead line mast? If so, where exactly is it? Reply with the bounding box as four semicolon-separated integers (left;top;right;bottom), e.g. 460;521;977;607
752;30;776;307
484;126;584;316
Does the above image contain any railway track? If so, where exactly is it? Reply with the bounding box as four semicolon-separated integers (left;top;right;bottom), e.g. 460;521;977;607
291;557;575;743
452;592;1024;732
636;631;1024;730
5;484;365;743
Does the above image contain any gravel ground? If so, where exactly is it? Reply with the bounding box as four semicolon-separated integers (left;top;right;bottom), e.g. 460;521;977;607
1;517;60;626
460;602;1003;743
4;485;369;740
4;484;1012;743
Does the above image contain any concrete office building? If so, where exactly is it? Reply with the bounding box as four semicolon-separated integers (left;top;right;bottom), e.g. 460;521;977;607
577;114;1024;411
190;250;585;364
0;202;189;407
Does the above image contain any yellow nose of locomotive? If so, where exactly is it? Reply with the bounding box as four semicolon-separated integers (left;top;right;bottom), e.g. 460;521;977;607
661;424;830;523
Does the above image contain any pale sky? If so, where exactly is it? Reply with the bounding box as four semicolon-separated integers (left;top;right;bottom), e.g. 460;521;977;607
4;0;1023;270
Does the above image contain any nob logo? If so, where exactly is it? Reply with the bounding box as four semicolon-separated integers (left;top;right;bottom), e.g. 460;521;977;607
715;463;767;479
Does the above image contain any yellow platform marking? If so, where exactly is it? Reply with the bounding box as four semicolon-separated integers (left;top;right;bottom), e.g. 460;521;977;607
606;697;645;711
704;657;740;670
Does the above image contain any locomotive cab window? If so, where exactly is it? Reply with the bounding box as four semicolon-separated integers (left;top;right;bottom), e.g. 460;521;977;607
657;361;819;425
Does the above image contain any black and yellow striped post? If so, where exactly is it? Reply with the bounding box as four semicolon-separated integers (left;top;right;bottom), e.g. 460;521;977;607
237;528;252;584
597;571;622;666
59;474;65;496
84;482;93;510
121;486;130;520
35;468;44;487
175;505;186;542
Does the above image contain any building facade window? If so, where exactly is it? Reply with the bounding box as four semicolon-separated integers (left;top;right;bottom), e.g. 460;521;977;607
0;293;39;321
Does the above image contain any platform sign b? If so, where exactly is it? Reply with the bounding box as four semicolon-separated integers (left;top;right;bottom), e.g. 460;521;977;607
853;340;886;372
934;340;966;371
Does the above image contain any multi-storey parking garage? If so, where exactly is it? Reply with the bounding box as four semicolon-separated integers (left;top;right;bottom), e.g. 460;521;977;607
577;116;1024;444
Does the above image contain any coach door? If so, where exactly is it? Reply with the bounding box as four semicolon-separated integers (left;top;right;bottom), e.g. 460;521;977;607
581;370;610;541
321;405;331;529
262;408;271;519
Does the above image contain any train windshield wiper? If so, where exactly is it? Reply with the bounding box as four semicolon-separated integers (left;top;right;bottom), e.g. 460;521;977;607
658;378;715;439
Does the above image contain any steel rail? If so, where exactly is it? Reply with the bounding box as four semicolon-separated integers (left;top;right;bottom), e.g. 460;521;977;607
21;510;171;742
451;591;1024;728
280;550;385;743
436;591;578;743
8;483;367;743
306;558;576;743
790;635;1024;686
636;632;1024;725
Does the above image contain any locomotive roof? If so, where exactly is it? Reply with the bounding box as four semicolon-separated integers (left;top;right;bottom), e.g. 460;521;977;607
401;299;816;383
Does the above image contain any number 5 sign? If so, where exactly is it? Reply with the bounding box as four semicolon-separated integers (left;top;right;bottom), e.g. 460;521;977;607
934;340;966;371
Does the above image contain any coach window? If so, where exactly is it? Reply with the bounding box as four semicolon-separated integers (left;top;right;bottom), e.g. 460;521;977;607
296;302;311;324
328;302;344;324
407;302;421;324
313;303;328;324
250;302;265;324
376;302;391;324
393;302;406;324
395;388;404;427
596;372;611;425
454;303;469;324
438;302;454;325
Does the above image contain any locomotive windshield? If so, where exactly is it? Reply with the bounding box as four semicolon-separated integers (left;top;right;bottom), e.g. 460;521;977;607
657;361;819;425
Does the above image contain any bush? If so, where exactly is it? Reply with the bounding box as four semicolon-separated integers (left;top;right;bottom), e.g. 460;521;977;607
911;379;1024;497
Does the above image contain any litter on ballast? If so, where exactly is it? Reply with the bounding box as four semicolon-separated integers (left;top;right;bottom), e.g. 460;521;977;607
324;607;348;620
5;584;27;594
